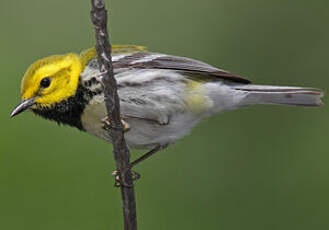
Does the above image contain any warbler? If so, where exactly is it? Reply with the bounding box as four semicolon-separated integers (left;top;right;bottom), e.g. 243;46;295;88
11;45;324;166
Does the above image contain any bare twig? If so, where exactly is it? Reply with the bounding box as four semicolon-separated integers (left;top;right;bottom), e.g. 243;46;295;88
90;1;137;230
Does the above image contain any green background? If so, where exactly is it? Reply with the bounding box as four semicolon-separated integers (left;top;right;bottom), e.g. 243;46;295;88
0;0;328;229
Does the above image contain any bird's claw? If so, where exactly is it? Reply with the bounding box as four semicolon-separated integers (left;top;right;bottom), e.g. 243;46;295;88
101;117;130;132
111;169;141;188
111;170;122;187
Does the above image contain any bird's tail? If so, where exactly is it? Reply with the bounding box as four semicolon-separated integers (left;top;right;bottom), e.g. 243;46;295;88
232;84;324;107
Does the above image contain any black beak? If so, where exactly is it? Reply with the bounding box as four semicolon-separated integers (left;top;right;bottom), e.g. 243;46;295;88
10;97;36;118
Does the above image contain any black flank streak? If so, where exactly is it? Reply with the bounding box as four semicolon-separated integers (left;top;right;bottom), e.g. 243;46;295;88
83;76;99;87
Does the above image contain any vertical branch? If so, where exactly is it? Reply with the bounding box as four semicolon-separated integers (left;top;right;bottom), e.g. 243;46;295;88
90;1;137;230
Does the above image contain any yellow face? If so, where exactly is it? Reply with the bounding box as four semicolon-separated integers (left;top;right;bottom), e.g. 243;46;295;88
21;53;82;107
11;46;144;117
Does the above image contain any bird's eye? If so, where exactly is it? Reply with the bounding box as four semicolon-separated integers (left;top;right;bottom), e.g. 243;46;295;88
40;77;51;88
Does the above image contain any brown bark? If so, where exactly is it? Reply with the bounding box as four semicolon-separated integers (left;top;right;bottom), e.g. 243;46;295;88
90;1;138;230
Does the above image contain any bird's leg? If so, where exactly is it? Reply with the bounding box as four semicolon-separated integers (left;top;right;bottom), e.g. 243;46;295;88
111;170;141;187
130;144;169;168
111;144;168;187
101;116;130;132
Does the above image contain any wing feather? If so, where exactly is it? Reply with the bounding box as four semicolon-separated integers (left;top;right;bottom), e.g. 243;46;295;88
113;52;250;84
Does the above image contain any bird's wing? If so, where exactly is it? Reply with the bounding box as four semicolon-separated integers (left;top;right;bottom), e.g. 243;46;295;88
80;47;250;84
113;52;250;84
80;45;146;70
81;50;248;126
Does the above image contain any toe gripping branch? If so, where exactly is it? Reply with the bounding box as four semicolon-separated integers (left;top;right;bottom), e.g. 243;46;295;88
102;116;134;187
102;116;130;132
112;169;141;188
102;116;169;187
111;144;169;187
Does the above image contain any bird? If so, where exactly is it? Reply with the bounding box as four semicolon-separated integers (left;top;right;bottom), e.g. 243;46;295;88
10;45;324;167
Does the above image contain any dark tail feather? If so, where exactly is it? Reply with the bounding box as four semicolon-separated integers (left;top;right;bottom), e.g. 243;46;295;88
233;84;324;107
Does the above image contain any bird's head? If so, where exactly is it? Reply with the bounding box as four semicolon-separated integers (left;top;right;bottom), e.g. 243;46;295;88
10;53;82;117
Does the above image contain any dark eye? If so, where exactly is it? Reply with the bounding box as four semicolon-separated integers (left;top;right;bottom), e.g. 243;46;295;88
40;77;51;88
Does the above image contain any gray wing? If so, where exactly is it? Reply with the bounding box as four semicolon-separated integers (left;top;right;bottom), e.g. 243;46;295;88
116;68;188;125
81;58;187;125
113;52;251;84
82;52;250;126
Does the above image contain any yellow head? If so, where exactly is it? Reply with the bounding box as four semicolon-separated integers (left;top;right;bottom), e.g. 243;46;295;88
10;45;144;117
21;53;82;105
11;53;82;117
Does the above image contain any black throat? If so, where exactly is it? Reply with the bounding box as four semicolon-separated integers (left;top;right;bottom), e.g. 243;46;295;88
32;83;94;130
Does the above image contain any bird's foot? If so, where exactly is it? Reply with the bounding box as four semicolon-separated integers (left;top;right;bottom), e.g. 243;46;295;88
111;169;141;187
101;116;130;132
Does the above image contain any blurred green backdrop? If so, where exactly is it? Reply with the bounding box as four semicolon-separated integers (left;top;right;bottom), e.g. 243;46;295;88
0;0;328;229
